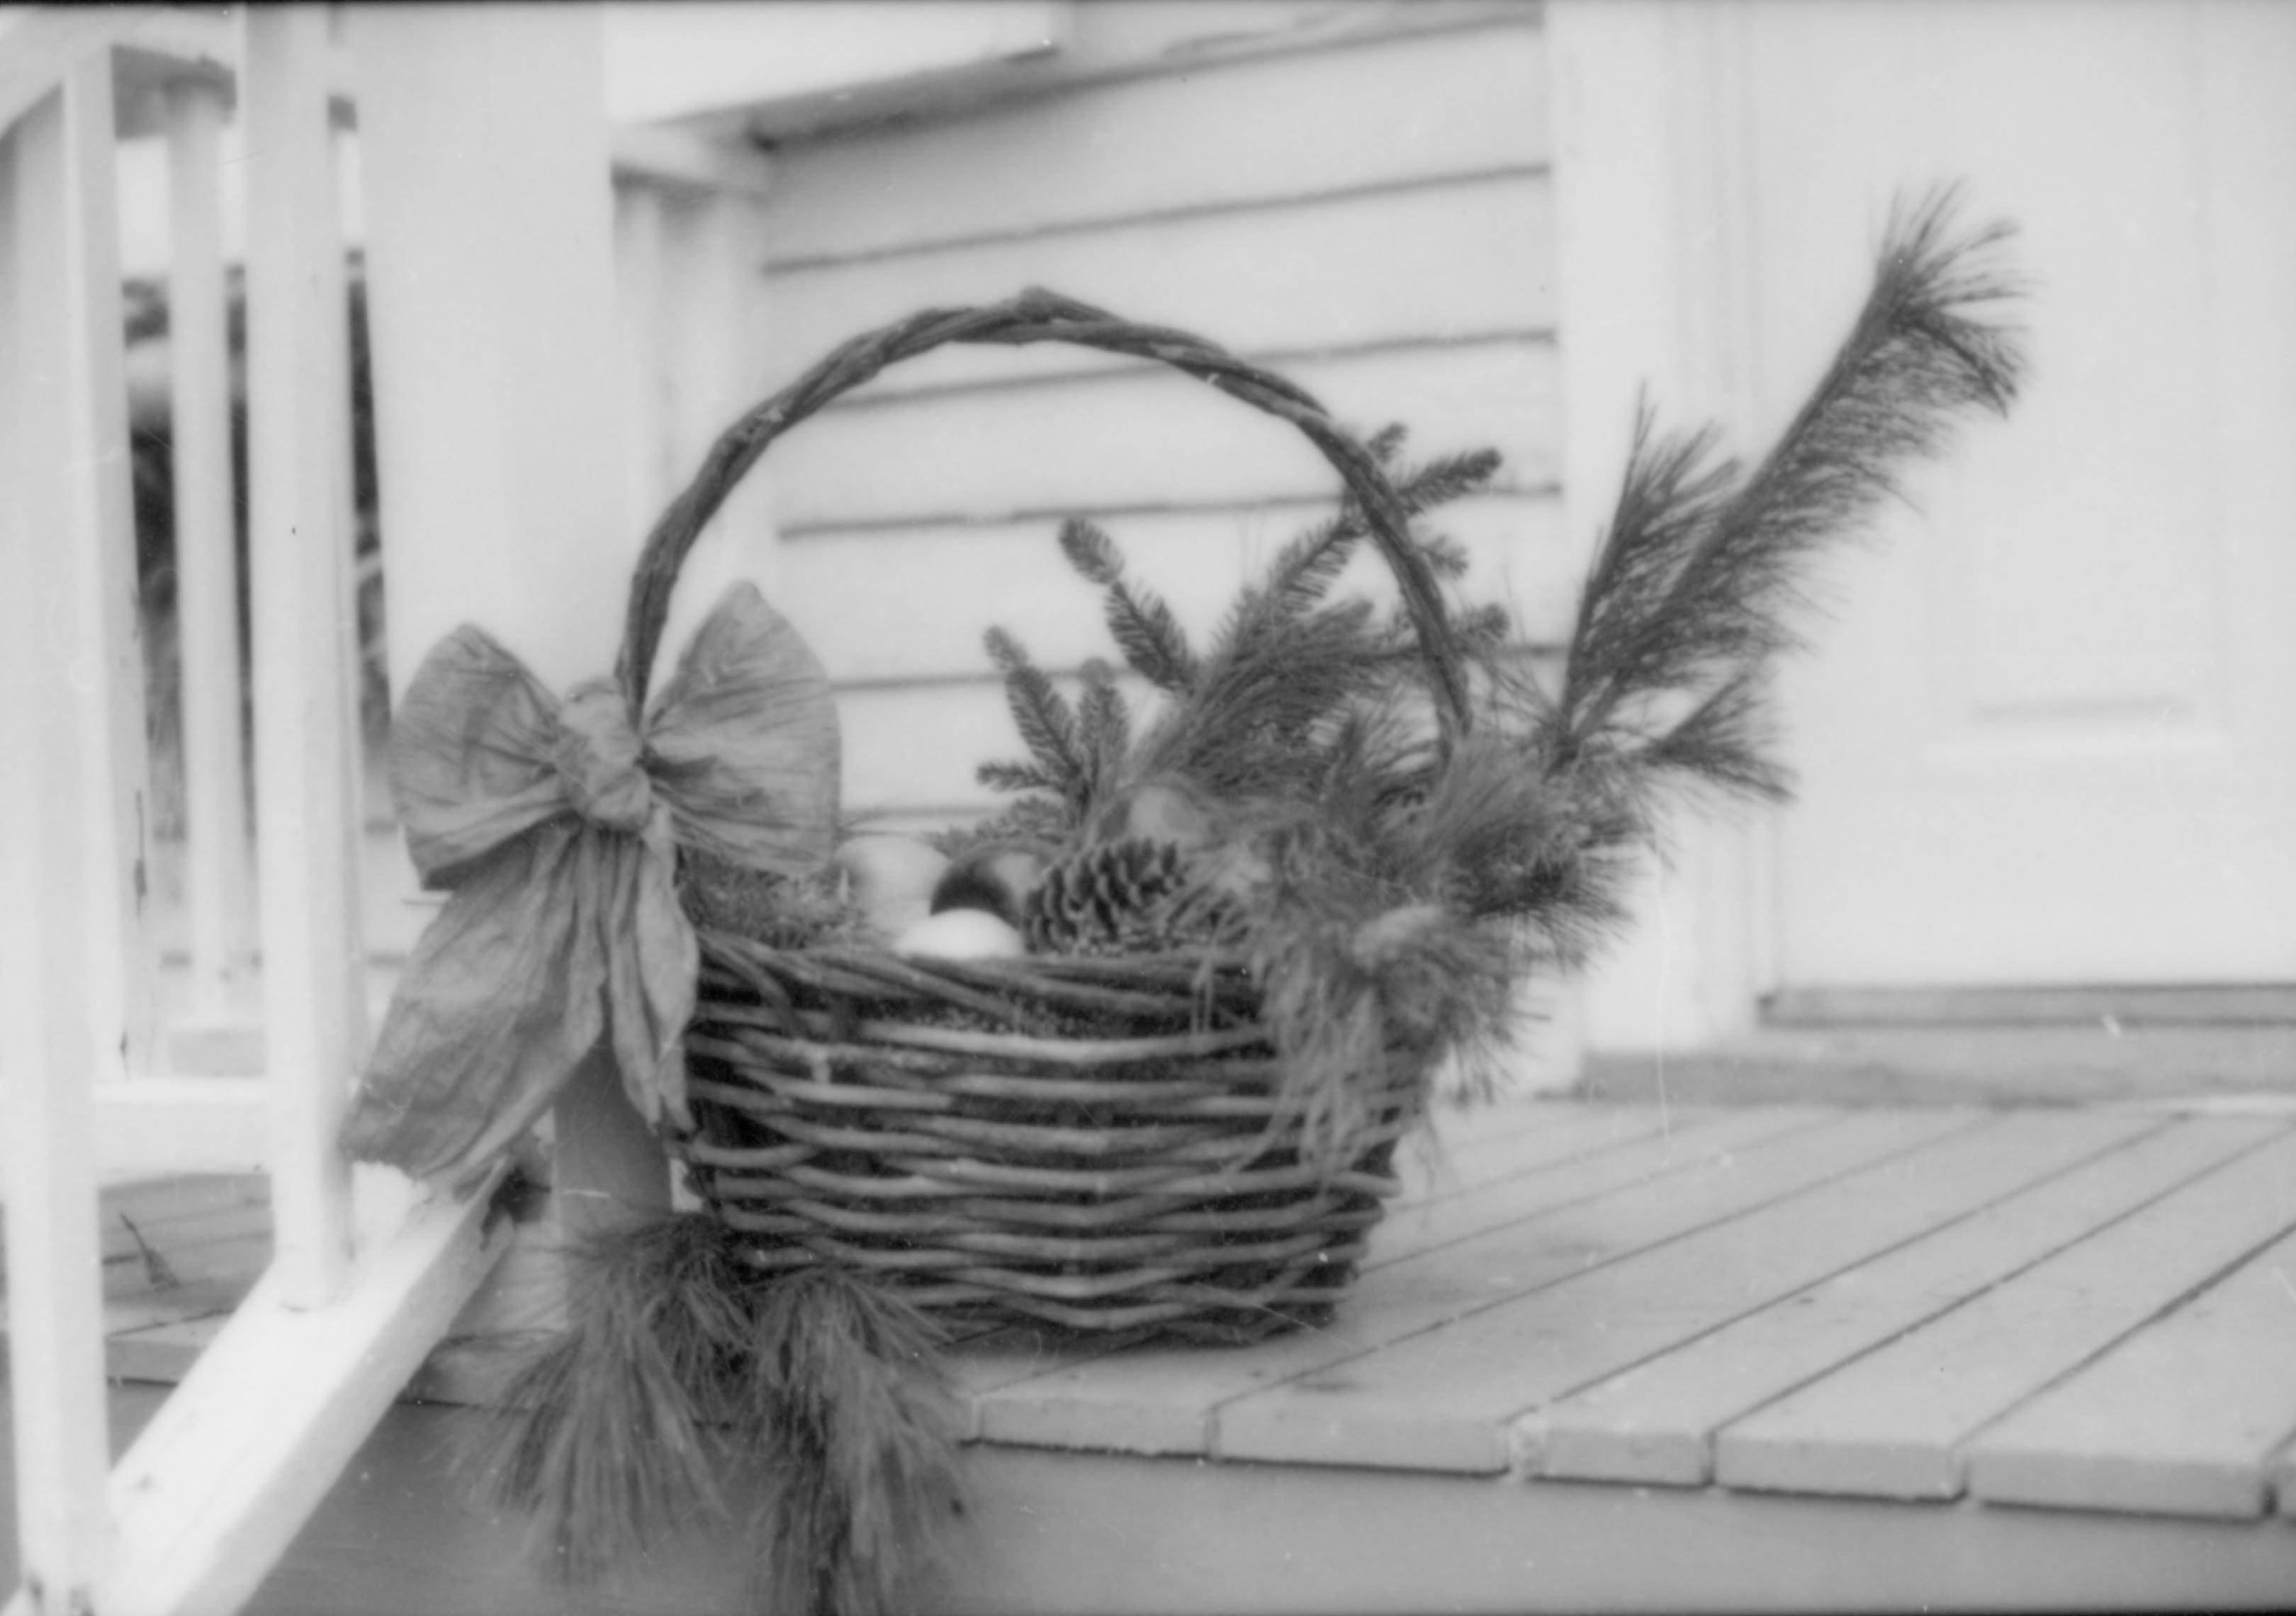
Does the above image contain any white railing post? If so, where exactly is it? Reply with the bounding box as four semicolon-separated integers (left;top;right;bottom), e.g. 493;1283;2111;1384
354;4;670;1255
0;67;126;1616
164;72;257;1027
244;4;359;1306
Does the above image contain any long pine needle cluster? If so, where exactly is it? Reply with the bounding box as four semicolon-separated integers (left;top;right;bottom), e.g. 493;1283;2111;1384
972;189;2025;1154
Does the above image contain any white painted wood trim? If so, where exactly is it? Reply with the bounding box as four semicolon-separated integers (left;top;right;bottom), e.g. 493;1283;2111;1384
165;76;256;1026
94;1165;518;1616
93;1077;270;1182
614;179;671;535
1546;0;1773;1053
0;77;123;1616
56;42;162;1084
351;6;669;1253
244;6;359;1308
609;122;774;198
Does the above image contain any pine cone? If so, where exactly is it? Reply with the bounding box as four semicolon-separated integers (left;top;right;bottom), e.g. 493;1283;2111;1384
1024;837;1250;956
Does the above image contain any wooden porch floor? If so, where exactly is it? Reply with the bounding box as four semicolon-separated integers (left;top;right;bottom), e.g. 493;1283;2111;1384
9;1096;2296;1610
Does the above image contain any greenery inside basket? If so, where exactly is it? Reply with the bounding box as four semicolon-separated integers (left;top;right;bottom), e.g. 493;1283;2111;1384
338;191;2024;1614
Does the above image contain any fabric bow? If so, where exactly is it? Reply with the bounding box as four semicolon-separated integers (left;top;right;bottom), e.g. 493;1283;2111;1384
340;583;838;1189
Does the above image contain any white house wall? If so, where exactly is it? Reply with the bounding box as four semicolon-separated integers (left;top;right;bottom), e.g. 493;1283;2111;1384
742;6;1572;831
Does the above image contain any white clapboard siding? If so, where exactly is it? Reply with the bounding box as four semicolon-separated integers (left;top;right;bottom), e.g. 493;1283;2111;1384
839;650;1568;819
747;12;1562;817
769;342;1560;531
757;18;1548;264
781;493;1570;686
763;171;1556;398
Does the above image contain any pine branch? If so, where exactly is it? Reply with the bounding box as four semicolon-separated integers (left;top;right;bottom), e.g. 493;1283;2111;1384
1076;658;1132;808
984;627;1087;809
1055;515;1125;587
1132;600;1390;803
1633;671;1794;804
1215;439;1503;670
976;758;1060;797
1058;518;1200;694
1558;187;2025;791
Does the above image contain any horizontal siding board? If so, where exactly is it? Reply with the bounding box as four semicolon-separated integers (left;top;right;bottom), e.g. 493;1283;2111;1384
762;172;1555;399
765;340;1560;531
1713;1123;2296;1501
839;679;1091;816
779;493;1572;683
957;1106;1842;1459
758;21;1548;264
1962;1221;2296;1518
1524;1115;2268;1487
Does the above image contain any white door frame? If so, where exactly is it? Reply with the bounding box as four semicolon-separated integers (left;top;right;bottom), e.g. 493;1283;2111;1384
1548;0;1776;1052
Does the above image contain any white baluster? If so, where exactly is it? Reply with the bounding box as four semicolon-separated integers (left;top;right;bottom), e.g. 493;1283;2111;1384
244;4;357;1306
0;64;125;1616
62;36;158;1087
165;73;256;1028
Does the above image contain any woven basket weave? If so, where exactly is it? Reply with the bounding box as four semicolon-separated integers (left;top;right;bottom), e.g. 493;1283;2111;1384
622;291;1475;1344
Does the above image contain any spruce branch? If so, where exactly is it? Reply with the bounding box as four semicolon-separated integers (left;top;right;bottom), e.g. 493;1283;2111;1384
1059;518;1202;695
1215;437;1503;672
975;758;1061;797
1076;657;1133;807
984;627;1086;809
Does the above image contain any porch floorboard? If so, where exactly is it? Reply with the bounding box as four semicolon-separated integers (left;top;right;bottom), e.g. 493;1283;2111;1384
6;1097;2295;1610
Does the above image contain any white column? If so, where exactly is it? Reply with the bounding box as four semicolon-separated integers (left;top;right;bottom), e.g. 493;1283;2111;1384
354;4;668;1240
1548;0;1772;1053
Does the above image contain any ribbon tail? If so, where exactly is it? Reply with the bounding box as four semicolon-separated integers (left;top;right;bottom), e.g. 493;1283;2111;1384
342;821;606;1185
600;829;698;1135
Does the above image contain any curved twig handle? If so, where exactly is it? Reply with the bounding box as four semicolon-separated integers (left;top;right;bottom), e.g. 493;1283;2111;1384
615;288;1471;744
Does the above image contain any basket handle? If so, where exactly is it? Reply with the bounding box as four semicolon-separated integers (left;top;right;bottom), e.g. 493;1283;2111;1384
615;288;1472;746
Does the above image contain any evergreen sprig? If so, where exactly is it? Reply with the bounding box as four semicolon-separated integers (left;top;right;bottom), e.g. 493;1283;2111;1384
1424;188;2027;965
1557;188;2024;786
979;626;1090;815
1059;518;1200;694
979;427;1501;831
1076;657;1133;807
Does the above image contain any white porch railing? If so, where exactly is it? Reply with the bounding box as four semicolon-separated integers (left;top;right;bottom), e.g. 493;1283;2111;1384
0;8;773;1612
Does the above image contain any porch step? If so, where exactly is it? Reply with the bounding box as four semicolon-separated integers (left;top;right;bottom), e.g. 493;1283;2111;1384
1764;982;2296;1028
1580;1022;2296;1108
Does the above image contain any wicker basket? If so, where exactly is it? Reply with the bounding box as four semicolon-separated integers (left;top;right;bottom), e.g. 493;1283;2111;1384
620;290;1478;1345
